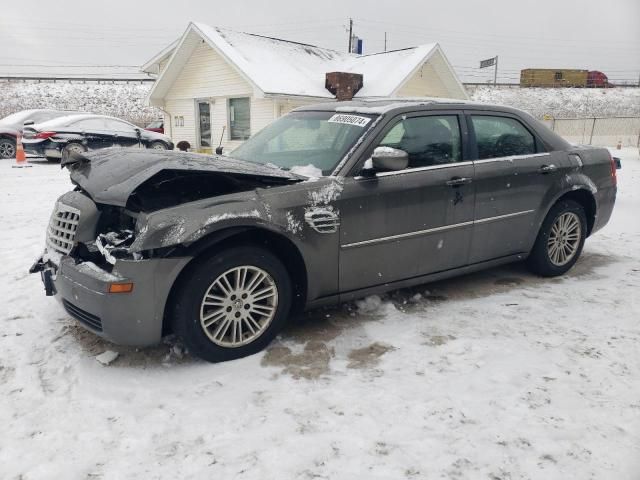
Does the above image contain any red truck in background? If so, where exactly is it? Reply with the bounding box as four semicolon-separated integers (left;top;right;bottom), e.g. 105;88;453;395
145;119;164;134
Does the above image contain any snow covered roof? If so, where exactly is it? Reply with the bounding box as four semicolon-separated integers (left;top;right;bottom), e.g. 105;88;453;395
145;22;467;102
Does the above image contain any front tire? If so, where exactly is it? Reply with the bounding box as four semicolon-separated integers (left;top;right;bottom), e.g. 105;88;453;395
171;246;292;362
527;199;587;277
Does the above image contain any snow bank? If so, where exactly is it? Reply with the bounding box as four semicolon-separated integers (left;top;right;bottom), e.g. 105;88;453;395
0;82;161;127
469;86;640;119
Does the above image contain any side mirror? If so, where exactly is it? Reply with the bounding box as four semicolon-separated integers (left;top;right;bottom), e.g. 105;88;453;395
613;157;622;170
215;146;223;155
135;128;141;138
362;147;409;175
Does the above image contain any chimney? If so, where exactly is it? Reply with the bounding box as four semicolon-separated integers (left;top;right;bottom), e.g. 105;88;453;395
325;72;363;101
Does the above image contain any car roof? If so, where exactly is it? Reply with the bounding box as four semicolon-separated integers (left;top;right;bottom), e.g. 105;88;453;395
35;114;132;128
293;97;521;116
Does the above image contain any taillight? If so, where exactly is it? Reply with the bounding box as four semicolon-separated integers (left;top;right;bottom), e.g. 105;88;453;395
608;151;617;187
35;131;56;139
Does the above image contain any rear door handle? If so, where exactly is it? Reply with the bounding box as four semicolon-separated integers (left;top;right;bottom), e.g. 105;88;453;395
446;176;472;187
538;164;557;174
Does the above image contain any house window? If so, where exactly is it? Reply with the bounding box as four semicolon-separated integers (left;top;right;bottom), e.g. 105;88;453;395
554;71;563;81
229;97;250;140
174;116;184;127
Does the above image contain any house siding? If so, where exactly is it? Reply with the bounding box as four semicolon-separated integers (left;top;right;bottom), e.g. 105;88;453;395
161;42;279;151
396;62;450;98
396;52;465;99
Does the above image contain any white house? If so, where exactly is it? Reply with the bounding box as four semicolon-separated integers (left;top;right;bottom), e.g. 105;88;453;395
142;22;468;153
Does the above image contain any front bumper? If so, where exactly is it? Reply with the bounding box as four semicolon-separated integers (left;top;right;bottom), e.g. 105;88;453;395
31;253;190;346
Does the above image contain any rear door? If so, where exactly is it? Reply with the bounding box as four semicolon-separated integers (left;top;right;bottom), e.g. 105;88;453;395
337;111;475;292
70;118;111;150
467;112;563;263
104;119;140;148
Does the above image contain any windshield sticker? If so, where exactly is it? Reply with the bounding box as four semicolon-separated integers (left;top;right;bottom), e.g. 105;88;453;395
328;114;371;128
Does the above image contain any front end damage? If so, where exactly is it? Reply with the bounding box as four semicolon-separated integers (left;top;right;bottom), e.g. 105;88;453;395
31;148;302;346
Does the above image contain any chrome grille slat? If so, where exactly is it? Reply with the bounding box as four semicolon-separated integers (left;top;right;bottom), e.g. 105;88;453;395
46;202;81;255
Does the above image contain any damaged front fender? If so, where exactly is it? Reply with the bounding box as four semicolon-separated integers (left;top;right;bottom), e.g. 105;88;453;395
128;200;267;252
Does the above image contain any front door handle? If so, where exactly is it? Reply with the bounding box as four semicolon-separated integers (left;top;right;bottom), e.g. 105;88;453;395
446;176;472;187
538;164;557;174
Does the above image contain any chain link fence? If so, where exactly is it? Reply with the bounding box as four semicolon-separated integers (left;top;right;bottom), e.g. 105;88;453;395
541;116;640;147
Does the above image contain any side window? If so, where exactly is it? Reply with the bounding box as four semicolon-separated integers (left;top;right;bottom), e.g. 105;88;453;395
104;119;136;133
229;98;250;140
73;118;107;130
471;115;535;159
378;115;462;169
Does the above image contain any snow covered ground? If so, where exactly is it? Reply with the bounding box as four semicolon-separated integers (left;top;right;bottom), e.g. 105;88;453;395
1;149;639;479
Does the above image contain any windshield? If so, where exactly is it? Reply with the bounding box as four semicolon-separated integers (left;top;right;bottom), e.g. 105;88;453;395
230;111;376;176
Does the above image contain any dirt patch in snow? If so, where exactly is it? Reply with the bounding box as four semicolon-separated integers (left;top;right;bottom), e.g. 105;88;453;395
347;342;395;369
261;341;334;380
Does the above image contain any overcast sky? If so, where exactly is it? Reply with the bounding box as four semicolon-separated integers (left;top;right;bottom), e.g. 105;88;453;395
1;0;639;84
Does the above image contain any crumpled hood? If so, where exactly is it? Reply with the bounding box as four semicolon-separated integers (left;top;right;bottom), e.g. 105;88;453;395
65;148;302;207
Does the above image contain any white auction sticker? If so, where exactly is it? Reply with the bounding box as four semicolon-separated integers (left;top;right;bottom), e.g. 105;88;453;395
327;114;371;127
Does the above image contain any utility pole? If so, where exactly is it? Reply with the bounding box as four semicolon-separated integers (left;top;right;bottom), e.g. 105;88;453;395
384;32;387;52
348;18;353;53
494;55;499;86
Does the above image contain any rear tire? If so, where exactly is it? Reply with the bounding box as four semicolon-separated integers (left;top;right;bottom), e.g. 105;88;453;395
171;246;292;362
0;138;16;159
64;142;87;155
149;141;168;150
527;199;587;277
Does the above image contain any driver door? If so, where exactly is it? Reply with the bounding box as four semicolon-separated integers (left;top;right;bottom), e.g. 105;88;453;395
337;111;476;293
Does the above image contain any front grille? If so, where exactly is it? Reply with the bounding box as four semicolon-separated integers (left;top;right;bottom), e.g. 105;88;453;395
46;202;81;255
62;300;103;332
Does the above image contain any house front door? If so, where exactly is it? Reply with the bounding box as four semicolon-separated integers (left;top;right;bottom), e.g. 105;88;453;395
197;101;212;149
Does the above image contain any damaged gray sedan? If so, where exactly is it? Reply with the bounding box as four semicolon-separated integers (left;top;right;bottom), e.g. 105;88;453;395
31;99;617;362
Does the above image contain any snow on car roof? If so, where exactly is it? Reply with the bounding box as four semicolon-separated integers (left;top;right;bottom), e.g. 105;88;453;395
293;97;473;115
35;114;100;127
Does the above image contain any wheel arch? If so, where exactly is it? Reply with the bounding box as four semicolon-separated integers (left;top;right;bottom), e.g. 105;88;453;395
545;187;597;236
162;226;308;335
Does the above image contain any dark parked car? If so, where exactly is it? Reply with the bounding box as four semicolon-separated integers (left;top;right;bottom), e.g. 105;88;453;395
0;109;82;159
22;114;173;160
31;99;617;362
145;119;164;134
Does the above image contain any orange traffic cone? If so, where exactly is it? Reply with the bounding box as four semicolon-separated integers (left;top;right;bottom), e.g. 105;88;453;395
12;134;31;169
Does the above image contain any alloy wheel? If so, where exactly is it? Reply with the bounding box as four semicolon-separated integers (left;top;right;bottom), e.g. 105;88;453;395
0;140;15;159
547;212;581;266
199;266;278;347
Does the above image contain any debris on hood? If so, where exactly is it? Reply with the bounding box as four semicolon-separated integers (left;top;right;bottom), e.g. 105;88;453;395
95;230;135;265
